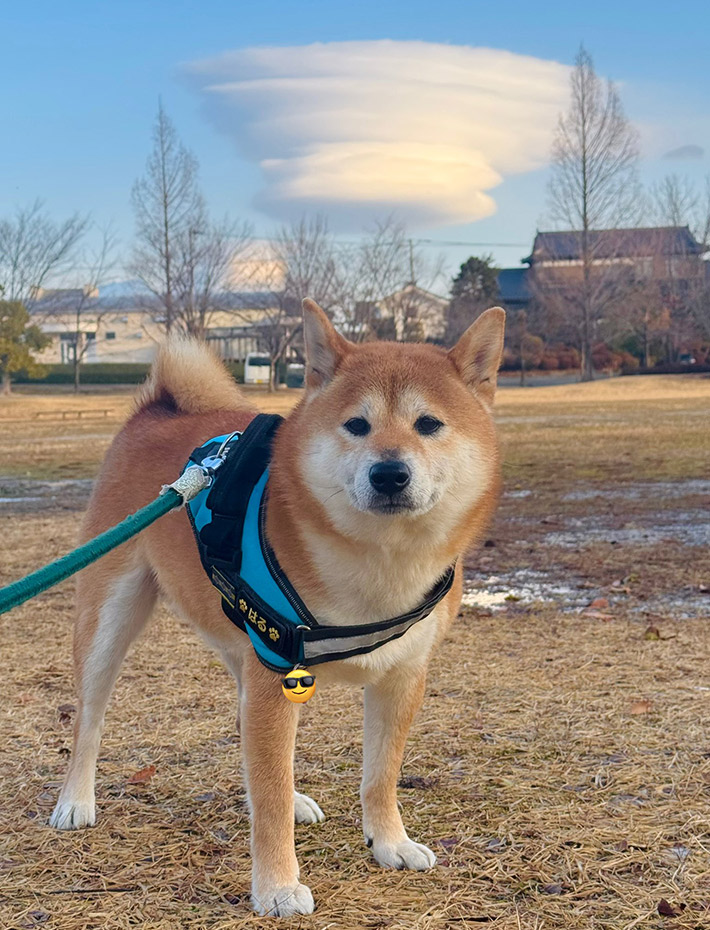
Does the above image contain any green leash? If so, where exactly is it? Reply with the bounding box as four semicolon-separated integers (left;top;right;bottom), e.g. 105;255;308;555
0;464;214;617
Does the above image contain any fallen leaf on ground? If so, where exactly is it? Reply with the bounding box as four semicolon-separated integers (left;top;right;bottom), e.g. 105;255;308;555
57;704;75;724
399;775;437;789
630;700;653;715
657;898;685;917
584;610;613;621
20;911;50;928
127;764;156;784
588;597;609;609
437;836;460;850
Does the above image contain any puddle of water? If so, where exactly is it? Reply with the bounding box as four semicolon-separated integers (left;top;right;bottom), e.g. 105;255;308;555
564;479;710;503
0;477;94;510
0;478;93;495
0;433;111;447
634;593;710;620
0;496;42;503
543;513;710;549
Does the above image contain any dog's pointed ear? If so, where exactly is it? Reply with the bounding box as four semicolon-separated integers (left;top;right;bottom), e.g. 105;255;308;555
448;307;506;408
302;298;350;391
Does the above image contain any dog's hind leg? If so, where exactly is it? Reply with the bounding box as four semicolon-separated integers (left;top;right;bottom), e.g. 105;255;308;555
50;556;158;830
361;665;437;870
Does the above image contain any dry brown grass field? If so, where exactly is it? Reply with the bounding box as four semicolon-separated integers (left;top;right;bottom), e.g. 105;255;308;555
1;375;709;930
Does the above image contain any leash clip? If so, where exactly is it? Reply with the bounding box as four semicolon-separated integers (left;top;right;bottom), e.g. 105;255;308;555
216;430;242;459
198;431;243;479
162;430;243;504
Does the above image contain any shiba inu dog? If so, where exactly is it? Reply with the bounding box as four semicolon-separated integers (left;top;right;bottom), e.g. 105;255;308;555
50;299;505;917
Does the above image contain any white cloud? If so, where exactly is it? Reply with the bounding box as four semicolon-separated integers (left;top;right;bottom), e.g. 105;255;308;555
185;40;570;228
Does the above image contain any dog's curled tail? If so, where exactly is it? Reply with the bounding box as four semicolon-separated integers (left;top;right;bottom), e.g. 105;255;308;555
135;334;245;416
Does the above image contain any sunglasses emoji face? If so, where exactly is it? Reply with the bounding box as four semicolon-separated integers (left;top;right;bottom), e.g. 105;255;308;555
281;669;316;703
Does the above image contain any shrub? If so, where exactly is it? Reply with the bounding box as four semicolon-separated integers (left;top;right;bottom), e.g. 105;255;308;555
591;343;614;371
554;345;581;370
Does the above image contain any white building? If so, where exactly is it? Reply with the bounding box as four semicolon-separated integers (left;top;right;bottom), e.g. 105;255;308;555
30;289;279;366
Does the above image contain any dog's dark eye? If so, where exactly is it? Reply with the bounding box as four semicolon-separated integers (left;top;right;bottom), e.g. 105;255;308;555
344;417;370;436
415;415;444;436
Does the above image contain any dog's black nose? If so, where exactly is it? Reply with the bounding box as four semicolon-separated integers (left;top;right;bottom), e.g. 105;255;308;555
369;460;411;496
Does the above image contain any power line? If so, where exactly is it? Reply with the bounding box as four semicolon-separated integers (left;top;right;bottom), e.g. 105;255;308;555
227;234;529;254
414;238;529;248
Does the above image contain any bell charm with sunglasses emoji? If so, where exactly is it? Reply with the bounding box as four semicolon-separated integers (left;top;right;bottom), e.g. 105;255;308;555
281;668;316;703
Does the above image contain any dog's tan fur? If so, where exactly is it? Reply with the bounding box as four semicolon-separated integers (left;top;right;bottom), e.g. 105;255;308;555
51;300;505;917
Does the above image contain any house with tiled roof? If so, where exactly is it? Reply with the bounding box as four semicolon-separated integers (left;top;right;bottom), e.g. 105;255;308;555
524;226;707;283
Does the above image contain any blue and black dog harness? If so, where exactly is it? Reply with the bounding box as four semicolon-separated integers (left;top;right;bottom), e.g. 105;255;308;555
185;414;455;673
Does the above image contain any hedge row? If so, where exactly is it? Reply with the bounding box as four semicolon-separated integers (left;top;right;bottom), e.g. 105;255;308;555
625;362;710;376
13;361;248;385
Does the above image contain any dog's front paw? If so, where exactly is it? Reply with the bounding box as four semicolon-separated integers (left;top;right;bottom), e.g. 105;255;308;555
49;798;96;830
369;836;437;870
251;881;314;917
294;791;325;825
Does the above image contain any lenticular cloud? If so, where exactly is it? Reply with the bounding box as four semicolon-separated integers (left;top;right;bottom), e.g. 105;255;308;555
185;40;570;228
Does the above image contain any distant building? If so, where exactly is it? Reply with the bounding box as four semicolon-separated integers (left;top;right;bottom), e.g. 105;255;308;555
376;283;449;341
524;226;707;282
29;290;281;366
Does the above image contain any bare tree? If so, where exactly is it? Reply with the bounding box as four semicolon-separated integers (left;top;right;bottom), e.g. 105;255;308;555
253;216;340;391
0;201;88;303
130;101;203;332
171;216;253;338
65;227;117;391
130;104;252;337
27;226;118;390
338;217;445;342
546;46;640;380
651;174;710;247
649;175;710;350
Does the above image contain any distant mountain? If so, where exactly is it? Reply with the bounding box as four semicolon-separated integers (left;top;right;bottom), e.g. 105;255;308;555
99;279;151;299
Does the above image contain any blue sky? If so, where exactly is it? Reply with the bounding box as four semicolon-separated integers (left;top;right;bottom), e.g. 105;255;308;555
2;0;709;281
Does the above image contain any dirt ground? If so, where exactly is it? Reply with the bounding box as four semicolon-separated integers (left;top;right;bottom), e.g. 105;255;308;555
1;375;709;929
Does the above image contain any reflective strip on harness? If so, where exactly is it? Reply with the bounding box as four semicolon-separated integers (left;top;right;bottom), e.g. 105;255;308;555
304;619;422;661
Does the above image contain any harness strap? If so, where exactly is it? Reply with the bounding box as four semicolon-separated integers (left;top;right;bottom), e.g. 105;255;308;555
301;564;455;664
208;562;455;668
199;414;283;576
187;414;456;671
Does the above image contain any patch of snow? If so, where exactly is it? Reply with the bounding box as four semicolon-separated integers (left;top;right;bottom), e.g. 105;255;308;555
462;569;590;611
